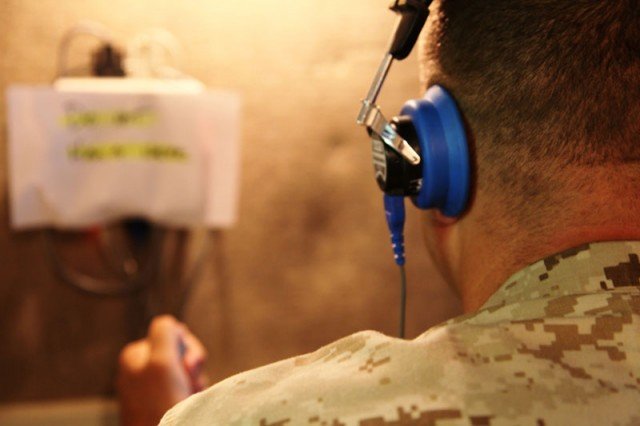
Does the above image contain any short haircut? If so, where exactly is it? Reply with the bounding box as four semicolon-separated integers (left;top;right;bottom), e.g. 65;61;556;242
420;0;640;220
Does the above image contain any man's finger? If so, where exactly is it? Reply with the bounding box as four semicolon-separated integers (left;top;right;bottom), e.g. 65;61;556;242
118;339;150;373
148;315;183;365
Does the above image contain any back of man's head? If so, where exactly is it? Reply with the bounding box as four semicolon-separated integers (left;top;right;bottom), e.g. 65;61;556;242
420;0;640;230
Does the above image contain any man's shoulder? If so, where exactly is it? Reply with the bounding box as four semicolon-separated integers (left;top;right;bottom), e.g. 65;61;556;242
162;290;640;425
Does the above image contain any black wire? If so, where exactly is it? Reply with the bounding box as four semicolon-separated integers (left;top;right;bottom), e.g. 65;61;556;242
175;230;212;320
399;264;407;339
44;228;160;297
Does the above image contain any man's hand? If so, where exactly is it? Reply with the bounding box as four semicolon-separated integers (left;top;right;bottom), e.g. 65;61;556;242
117;315;208;426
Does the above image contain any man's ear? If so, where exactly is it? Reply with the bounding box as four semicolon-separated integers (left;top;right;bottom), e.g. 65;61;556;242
420;210;459;234
433;210;460;226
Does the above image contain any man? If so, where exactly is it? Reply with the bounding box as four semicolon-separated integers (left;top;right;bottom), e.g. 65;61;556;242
118;0;640;424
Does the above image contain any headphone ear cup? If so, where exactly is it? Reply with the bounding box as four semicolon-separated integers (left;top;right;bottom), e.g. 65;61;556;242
400;85;470;217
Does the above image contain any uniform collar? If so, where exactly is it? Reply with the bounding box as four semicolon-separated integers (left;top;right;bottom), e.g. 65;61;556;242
480;241;640;310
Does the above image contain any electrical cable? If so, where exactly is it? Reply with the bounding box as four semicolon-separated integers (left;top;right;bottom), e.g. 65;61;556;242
399;264;407;339
383;194;408;338
174;230;212;319
44;227;161;297
140;228;212;322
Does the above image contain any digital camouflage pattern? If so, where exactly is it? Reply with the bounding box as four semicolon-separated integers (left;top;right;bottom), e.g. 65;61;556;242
161;241;640;425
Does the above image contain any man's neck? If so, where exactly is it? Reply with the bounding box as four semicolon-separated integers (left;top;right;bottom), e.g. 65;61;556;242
457;221;640;313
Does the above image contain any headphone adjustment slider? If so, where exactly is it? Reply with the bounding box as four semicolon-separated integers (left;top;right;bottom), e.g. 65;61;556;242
358;102;420;166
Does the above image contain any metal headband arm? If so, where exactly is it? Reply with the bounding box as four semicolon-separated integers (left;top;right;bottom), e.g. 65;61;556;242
356;54;420;165
356;1;431;165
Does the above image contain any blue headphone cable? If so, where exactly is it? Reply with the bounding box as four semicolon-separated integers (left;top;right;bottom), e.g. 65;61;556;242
384;194;407;338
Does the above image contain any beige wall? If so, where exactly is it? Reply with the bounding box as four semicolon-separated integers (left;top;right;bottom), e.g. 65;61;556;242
0;0;461;401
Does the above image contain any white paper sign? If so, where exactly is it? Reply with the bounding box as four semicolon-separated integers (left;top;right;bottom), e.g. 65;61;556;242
6;80;240;230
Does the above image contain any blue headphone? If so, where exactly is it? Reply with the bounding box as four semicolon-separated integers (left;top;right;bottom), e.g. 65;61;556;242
391;85;470;217
357;0;470;266
356;0;469;336
359;0;470;218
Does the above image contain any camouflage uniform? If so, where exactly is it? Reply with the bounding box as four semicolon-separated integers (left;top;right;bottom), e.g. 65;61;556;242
161;241;640;425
